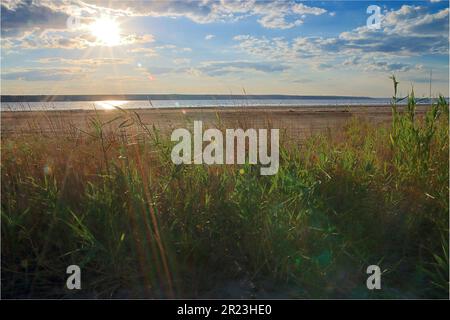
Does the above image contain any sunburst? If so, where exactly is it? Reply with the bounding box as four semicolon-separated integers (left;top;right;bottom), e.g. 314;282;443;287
89;16;122;46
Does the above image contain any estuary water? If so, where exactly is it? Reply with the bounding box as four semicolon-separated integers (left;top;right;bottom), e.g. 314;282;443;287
1;97;412;112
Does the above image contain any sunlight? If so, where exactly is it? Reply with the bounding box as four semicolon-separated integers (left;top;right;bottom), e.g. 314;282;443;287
94;100;128;110
89;16;121;46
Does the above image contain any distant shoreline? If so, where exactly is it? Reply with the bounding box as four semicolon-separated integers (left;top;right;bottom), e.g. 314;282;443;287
1;104;398;113
0;94;375;102
1;103;405;113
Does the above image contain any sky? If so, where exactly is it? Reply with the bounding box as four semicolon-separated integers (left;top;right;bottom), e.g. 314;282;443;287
1;0;449;97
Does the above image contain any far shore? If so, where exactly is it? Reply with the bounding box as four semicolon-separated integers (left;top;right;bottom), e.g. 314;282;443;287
1;105;429;140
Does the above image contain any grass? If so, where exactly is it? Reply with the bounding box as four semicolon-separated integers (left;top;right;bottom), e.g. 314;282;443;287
1;80;449;298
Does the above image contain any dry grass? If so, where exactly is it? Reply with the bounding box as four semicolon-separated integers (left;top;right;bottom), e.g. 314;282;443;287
1;87;448;298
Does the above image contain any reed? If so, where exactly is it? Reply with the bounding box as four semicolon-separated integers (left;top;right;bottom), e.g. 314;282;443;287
1;80;448;298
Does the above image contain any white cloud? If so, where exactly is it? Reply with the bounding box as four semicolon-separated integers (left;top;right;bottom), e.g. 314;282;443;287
197;60;289;76
139;60;289;78
173;58;190;65
127;47;158;57
205;34;215;40
36;57;131;66
2;28;154;50
251;1;326;29
292;3;326;16
234;6;449;65
1;67;90;81
231;5;449;78
1;0;329;35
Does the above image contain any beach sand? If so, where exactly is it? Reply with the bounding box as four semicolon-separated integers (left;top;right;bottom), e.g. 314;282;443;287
1;105;429;140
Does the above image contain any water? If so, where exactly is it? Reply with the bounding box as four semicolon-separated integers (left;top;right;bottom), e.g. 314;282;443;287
1;97;401;112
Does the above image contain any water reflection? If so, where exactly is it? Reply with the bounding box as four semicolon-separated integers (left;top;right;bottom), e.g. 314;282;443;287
94;100;128;110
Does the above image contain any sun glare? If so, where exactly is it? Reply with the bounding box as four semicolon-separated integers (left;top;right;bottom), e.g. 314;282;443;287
95;100;128;110
89;16;121;46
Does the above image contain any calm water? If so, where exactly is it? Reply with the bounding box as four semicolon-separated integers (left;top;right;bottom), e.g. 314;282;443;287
1;98;399;111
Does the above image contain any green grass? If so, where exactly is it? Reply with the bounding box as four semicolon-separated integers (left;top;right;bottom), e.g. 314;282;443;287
1;82;449;298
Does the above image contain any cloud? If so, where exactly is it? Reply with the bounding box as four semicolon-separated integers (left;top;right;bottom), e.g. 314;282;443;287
342;57;419;72
154;44;192;54
252;1;326;29
2;56;133;82
2;28;154;50
0;0;69;37
120;34;154;46
257;14;302;29
36;57;131;66
292;3;326;16
335;6;449;55
205;34;215;40
142;60;288;78
155;44;177;50
3;31;97;49
1;0;328;36
233;35;320;61
384;5;448;36
126;47;158;57
173;58;190;65
1;0;155;49
291;78;314;84
197;60;289;76
1;67;89;81
86;0;328;29
146;66;174;75
232;6;449;75
235;6;449;57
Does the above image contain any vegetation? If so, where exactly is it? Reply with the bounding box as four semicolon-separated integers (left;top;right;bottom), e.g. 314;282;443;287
1;80;449;298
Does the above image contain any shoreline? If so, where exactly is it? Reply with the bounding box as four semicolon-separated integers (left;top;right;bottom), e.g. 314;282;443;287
0;103;428;112
1;105;430;139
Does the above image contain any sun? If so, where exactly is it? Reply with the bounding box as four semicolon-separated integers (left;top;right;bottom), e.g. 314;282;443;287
89;16;121;46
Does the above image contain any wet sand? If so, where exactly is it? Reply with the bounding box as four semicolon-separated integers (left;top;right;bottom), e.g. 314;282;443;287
1;105;428;140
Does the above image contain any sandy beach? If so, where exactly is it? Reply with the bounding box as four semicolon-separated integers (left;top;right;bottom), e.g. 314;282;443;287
1;105;429;140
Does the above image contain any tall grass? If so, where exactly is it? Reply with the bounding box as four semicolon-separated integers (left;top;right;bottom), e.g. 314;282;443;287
1;81;448;298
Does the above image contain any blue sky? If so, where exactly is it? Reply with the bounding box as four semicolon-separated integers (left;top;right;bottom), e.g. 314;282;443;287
1;0;449;97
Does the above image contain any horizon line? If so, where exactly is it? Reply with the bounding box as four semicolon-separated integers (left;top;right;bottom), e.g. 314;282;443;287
1;93;379;102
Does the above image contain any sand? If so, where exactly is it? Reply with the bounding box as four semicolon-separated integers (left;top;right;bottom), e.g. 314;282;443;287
1;105;429;140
